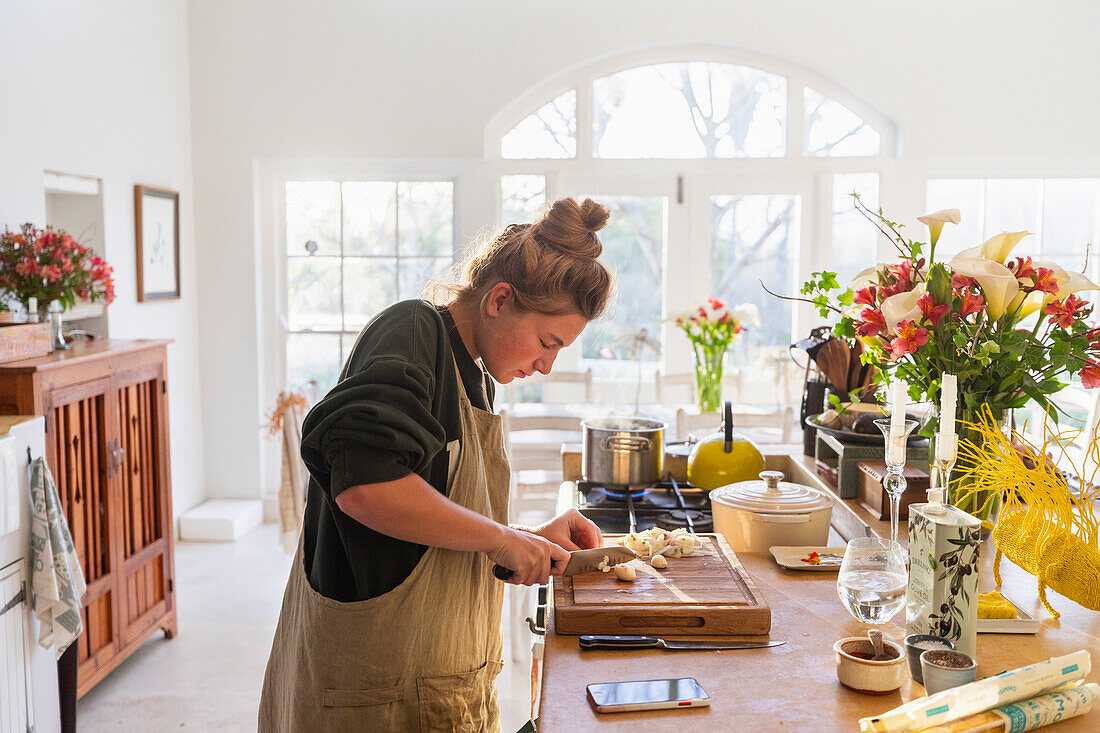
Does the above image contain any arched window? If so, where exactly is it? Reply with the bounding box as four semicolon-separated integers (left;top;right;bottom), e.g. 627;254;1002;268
489;48;897;403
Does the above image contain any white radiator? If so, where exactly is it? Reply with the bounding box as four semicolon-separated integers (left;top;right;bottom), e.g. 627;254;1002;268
0;560;33;733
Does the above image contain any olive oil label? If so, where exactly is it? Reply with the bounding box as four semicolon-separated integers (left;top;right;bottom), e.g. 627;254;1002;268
906;503;981;656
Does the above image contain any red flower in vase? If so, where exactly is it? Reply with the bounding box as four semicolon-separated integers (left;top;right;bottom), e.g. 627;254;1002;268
959;290;985;318
856;308;887;337
888;320;929;360
918;293;951;327
1081;360;1100;389
1045;294;1088;328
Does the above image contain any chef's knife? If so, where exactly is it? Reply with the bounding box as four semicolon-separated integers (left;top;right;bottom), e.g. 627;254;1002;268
579;635;786;651
493;547;635;581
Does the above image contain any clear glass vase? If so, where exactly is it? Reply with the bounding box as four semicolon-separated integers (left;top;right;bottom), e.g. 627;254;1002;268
693;344;726;414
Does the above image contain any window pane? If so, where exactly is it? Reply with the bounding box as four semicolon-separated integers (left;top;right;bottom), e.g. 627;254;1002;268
343;259;397;332
925;179;985;259
804;88;881;157
832;174;880;286
711;195;800;368
286;182;340;256
984;179;1042;258
501;175;546;226
287;333;342;395
288;257;341;331
501;90;576;159
398;182;453;256
342;182;397;255
581;196;667;363
398;256;453;302
593;63;786;159
1040;179;1100;277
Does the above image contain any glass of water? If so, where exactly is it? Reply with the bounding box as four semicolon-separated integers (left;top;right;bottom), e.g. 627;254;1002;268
836;536;908;625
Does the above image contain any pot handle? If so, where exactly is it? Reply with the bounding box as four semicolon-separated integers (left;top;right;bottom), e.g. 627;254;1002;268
753;513;812;524
724;401;733;453
604;436;651;452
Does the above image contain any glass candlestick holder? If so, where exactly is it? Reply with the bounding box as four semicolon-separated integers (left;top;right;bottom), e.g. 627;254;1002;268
933;433;959;502
874;418;919;544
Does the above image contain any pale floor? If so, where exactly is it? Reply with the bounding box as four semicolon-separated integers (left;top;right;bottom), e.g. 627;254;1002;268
77;523;533;732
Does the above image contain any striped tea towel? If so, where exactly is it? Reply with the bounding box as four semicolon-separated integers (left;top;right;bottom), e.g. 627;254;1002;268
28;457;86;659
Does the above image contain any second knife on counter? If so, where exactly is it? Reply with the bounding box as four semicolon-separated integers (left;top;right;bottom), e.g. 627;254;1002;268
579;635;786;651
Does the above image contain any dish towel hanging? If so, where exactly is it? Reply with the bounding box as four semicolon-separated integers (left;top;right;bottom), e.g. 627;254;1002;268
29;457;86;659
267;391;308;553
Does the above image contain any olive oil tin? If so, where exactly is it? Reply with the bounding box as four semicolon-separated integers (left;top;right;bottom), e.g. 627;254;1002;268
906;502;981;656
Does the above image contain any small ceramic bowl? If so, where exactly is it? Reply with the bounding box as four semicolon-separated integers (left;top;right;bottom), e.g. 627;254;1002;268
834;636;906;694
903;634;956;684
920;649;977;694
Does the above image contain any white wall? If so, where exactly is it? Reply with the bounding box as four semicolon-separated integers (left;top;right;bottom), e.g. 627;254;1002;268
186;0;1100;500
0;0;205;521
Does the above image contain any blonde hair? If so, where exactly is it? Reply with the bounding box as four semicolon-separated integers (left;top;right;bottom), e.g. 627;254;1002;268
430;197;614;320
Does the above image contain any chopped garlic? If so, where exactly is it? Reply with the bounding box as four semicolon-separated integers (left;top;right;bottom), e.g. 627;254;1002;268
596;555;611;572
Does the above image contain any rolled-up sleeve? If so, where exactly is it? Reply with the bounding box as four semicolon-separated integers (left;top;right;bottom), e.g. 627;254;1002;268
300;356;445;499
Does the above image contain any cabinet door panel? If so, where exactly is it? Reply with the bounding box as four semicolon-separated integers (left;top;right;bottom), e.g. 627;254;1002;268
45;376;116;677
114;370;172;645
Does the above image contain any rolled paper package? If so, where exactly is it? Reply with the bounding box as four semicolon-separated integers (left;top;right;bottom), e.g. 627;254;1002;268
859;650;1091;733
910;683;1098;733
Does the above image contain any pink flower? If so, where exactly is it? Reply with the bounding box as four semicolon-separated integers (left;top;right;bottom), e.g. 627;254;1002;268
857;308;887;338
1010;256;1037;284
1082;361;1100;389
888;320;929;360
1045;294;1087;328
959;290;985;318
706;297;726;310
918;292;951;327
1034;268;1060;295
853;286;878;307
952;273;978;291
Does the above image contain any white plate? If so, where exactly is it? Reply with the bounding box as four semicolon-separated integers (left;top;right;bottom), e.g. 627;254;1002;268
770;545;847;571
977;595;1040;634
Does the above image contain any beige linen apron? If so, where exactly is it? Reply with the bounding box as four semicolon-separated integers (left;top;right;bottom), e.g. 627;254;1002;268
259;360;509;732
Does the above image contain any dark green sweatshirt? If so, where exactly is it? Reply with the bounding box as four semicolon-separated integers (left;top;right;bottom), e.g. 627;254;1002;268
299;299;494;602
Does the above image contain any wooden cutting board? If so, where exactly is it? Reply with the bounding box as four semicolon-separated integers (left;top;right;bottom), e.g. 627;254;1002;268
552;533;771;636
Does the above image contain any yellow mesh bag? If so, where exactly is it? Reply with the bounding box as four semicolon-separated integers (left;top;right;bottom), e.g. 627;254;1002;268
957;406;1100;618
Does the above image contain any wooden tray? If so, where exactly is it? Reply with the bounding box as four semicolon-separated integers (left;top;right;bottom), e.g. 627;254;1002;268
0;322;51;364
551;533;771;636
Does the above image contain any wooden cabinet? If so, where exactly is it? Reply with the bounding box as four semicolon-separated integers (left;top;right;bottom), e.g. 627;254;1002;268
0;339;176;697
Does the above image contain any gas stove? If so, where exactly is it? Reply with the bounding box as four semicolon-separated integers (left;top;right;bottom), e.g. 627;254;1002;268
572;477;714;534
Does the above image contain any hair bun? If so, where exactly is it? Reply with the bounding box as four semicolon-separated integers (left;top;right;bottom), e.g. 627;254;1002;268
533;197;609;259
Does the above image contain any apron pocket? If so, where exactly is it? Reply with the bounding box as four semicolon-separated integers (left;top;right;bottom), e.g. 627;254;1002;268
323;683;403;707
321;683;407;730
417;660;503;732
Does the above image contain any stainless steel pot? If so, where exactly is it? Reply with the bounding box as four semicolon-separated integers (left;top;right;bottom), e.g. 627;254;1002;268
581;417;665;486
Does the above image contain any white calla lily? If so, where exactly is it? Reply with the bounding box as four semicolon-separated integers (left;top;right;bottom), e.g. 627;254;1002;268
949;255;1020;319
850;264;888;292
1015;291;1047;319
881;286;924;332
917;209;961;247
979;231;1030;264
1058;269;1100;297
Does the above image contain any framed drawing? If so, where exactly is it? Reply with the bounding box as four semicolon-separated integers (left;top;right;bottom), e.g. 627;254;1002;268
134;185;180;301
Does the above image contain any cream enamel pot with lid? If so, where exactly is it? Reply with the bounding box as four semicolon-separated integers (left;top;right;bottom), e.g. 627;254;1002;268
710;470;834;552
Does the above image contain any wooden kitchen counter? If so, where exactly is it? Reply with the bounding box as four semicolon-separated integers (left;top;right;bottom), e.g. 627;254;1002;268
542;449;1100;732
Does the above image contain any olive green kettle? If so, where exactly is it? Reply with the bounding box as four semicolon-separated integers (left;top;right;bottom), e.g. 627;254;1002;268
686;401;765;490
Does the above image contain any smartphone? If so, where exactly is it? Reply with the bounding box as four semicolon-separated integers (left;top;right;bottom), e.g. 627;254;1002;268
586;677;710;713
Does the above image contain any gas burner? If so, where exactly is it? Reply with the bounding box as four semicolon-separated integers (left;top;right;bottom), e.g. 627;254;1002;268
602;485;650;501
655;510;713;532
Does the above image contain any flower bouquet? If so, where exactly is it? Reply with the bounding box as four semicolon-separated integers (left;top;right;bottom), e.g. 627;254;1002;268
674;297;759;413
800;198;1099;517
0;223;116;311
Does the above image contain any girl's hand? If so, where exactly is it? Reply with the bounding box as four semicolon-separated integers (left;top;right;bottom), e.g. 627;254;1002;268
528;508;603;552
485;526;570;586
